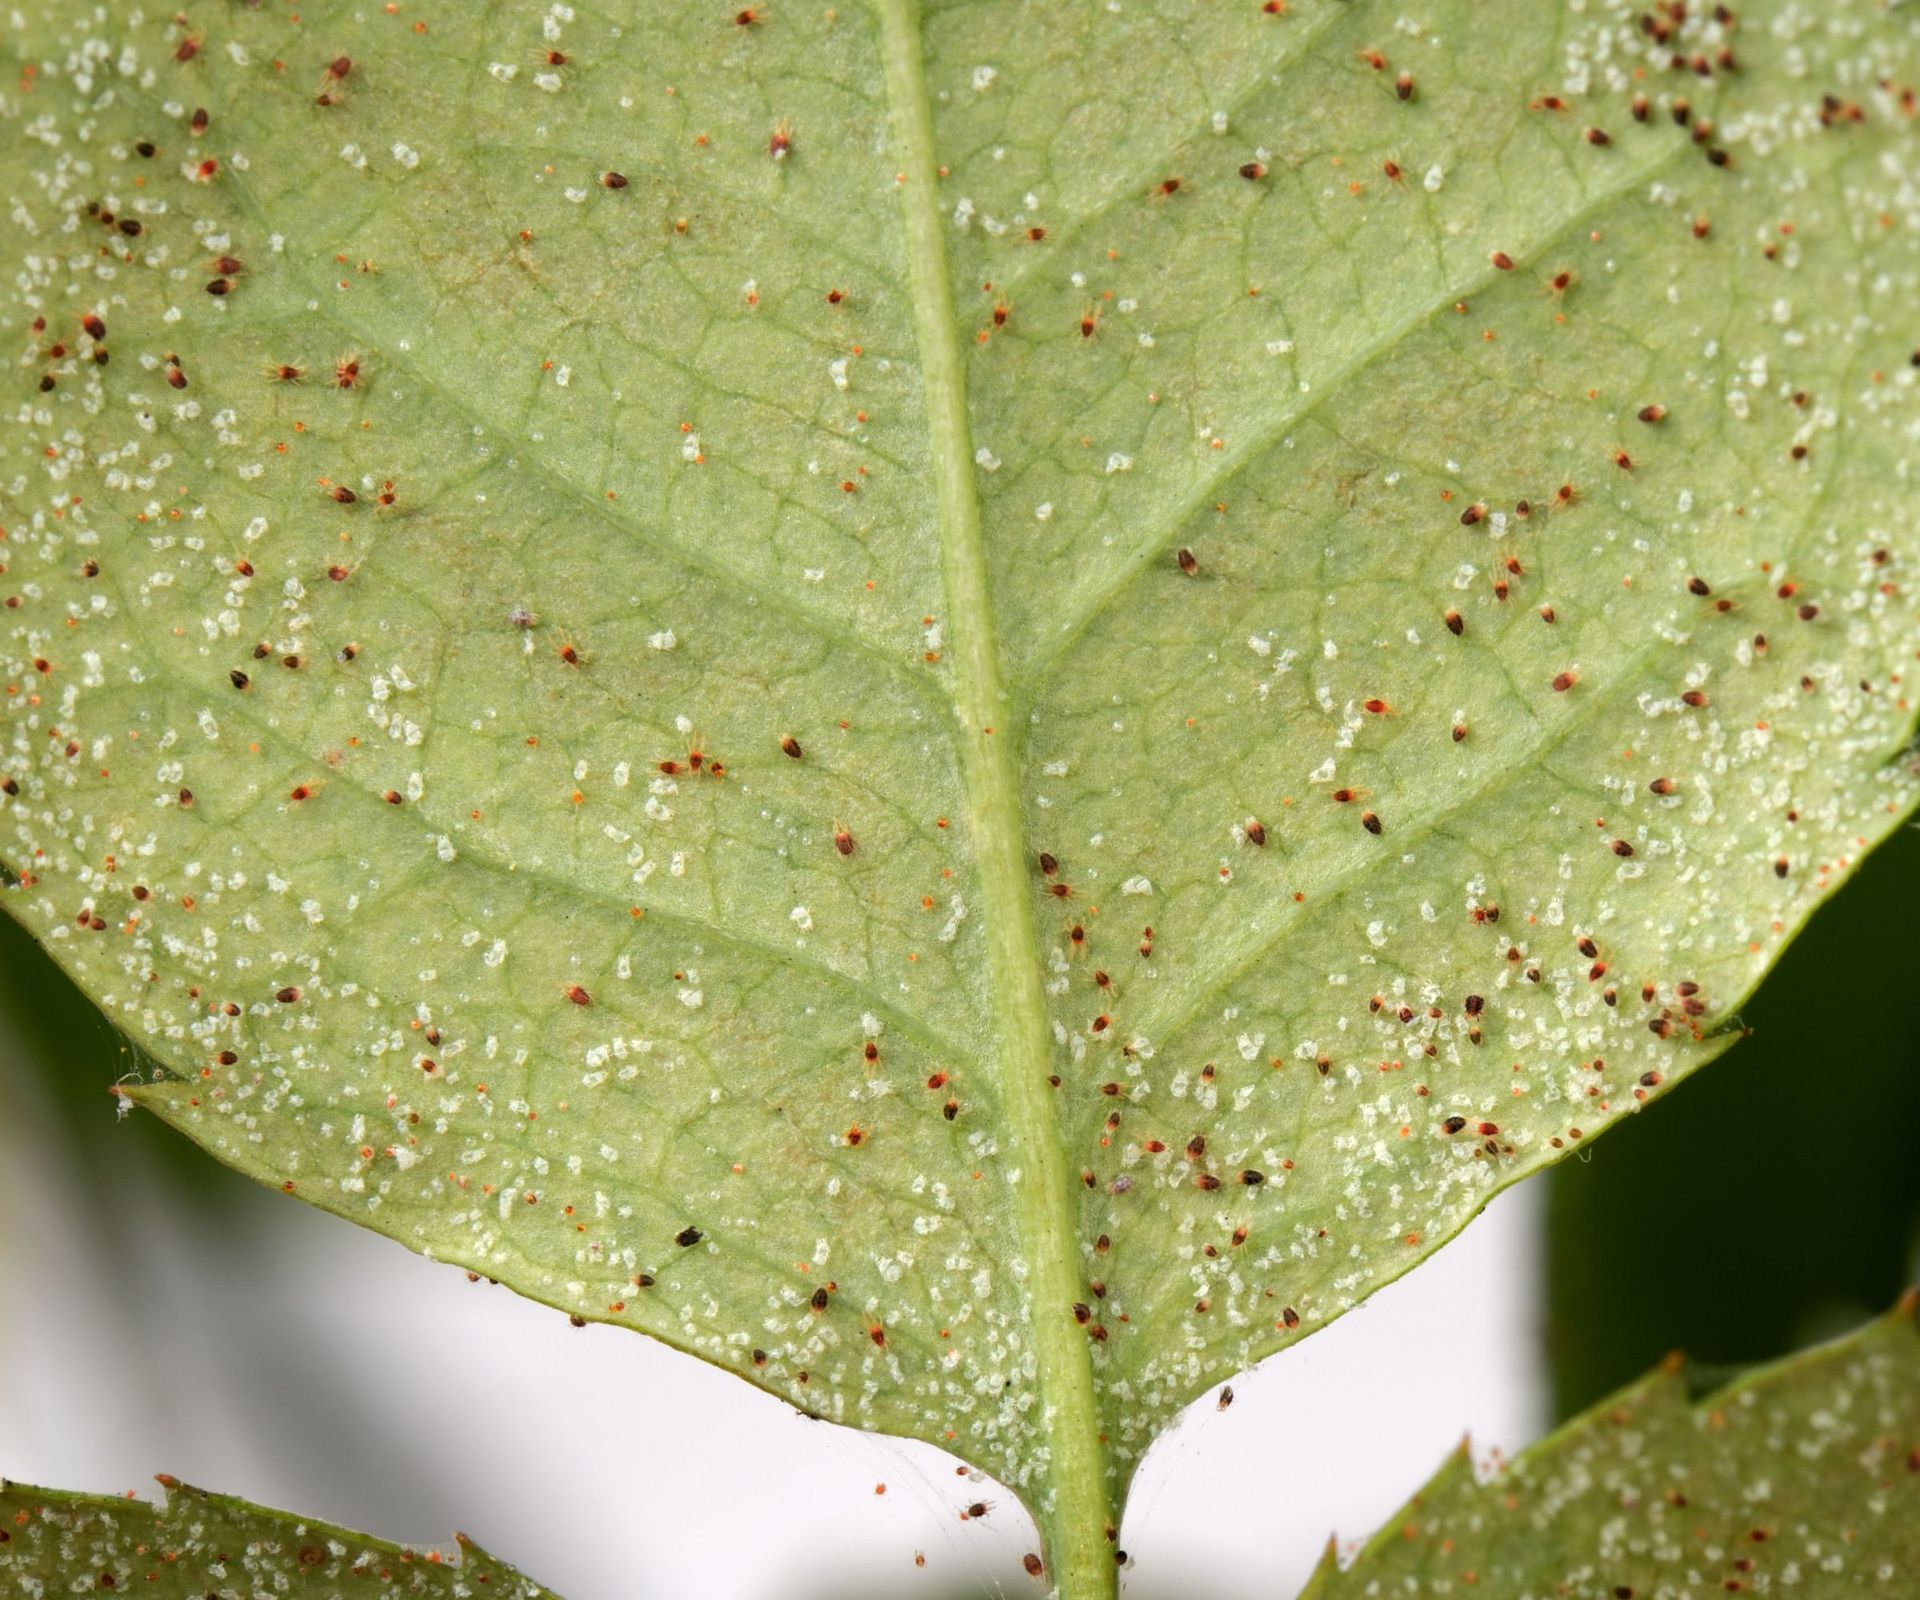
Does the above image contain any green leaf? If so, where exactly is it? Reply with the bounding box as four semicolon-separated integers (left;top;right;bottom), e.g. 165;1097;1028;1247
3;0;1916;1590
1302;1297;1920;1598
0;1476;556;1597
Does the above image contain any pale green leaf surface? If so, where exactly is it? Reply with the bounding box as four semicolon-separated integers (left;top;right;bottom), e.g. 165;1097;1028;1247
3;0;1917;1587
1302;1299;1920;1599
0;1476;556;1598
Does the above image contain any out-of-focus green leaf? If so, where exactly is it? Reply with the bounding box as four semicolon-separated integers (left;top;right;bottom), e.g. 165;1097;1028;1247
1548;823;1920;1420
3;1;1916;1588
1302;1298;1920;1599
0;1476;555;1598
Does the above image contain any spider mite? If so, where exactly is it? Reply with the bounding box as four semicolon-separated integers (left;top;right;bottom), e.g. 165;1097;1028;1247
555;635;584;666
316;56;352;106
1177;546;1198;575
659;730;722;777
833;823;855;856
1078;303;1101;339
1244;818;1266;847
779;733;803;759
266;362;304;382
769;119;793;160
335;355;361;388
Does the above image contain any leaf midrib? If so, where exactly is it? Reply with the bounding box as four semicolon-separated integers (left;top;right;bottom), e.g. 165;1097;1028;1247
873;0;1112;1582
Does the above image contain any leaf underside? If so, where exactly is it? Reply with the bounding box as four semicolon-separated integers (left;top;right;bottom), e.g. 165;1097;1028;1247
0;1476;555;1598
1304;1300;1920;1599
3;0;1917;1578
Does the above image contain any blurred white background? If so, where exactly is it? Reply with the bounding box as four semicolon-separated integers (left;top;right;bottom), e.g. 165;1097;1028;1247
0;1002;1541;1600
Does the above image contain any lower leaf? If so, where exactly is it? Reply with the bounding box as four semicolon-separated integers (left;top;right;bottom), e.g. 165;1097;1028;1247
0;1476;557;1599
1305;1295;1920;1598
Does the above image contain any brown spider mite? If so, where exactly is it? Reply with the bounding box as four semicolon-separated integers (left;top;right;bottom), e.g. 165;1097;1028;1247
659;731;721;777
315;60;349;104
1244;818;1266;846
779;733;803;759
1177;546;1198;575
833;823;855;856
